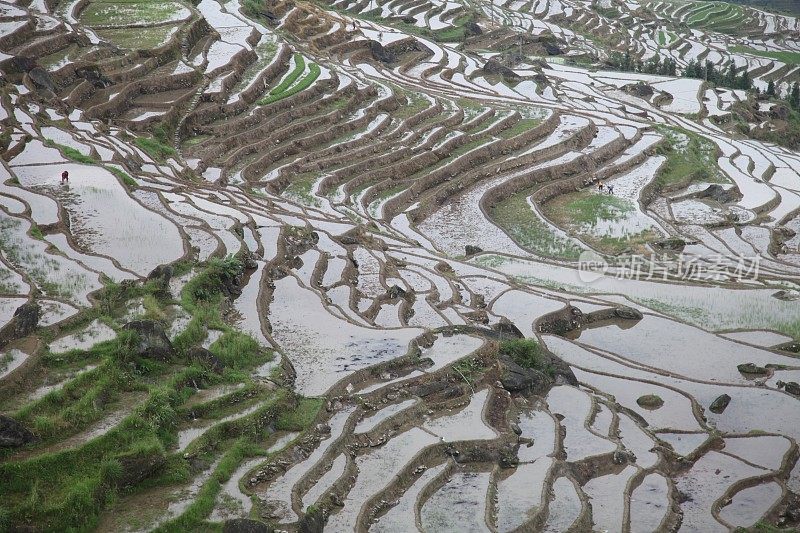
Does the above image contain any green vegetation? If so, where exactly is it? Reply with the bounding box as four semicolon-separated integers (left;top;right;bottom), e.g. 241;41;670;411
0;256;322;531
268;54;306;96
730;45;800;65
105;165;137;189
657;30;677;46
653;126;725;190
394;89;430;119
259;62;321;105
44;139;97;164
94;25;179;50
499;339;556;376
490;190;583;260
283;172;321;207
500;339;541;368
542;192;658;255
79;0;186;27
560;194;632;225
134;136;177;162
498;118;540;139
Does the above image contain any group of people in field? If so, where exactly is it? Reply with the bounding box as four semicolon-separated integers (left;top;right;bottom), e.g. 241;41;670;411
597;180;614;195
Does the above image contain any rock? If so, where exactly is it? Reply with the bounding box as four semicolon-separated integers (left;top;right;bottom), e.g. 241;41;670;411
187;346;224;374
463;20;482;37
498;355;551;394
237;251;259;270
413;380;451;397
464;244;483;256
624;82;654;97
115;450;166;489
298;505;325;533
368;40;395;63
223;518;271;533
614;306;643;320
27;67;57;93
3;301;41;343
537;306;584;335
737;362;768;375
785;382;800;396
121;320;175;361
774;340;800;353
75;65;112;88
694;184;740;204
492;317;524;339
387;285;407;299
146;264;174;288
653;237;689;251
769;104;791;121
464;309;489;324
542;41;563;55
613;450;632;464
709;394;731;414
636;394;664;409
773;290;800;302
483;59;520;80
435;261;454;274
0;415;35;448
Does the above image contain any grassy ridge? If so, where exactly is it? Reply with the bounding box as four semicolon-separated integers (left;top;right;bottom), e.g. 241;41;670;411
0;257;321;531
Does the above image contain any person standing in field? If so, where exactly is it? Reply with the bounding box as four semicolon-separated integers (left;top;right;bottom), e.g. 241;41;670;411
61;170;69;183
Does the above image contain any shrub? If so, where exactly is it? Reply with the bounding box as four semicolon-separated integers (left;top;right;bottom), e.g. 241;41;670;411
499;338;542;369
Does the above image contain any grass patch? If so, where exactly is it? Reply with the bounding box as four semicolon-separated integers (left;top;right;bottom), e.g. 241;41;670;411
105;166;137;189
730;45;800;65
283;172;321;207
498;118;541;139
134;136;176;162
490;191;583;260
259;60;321;105
275;397;323;431
44;139;97;164
653;126;725;191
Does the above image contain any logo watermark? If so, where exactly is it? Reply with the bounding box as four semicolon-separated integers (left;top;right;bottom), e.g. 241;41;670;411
577;251;761;283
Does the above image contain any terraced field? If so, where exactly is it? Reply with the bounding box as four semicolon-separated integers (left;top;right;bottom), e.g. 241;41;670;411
1;0;800;531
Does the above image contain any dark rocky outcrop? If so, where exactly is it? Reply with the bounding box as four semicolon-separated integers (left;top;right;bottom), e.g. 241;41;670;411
736;362;768;375
368;40;395;63
652;237;691;251
223;518;271;533
774;340;800;353
783;381;800;396
75;65;112;88
636;394;664;409
298;506;325;533
188;346;225;374
483;59;520;81
498;355;551;393
463;20;482;37
464;244;483;256
537;305;584;335
709;394;731;414
28;67;57;93
122;320;175;361
387;284;408;299
115;450;166;489
0;415;35;448
147;264;174;290
624;82;654;97
694;184;741;204
492;317;524;339
0;301;40;347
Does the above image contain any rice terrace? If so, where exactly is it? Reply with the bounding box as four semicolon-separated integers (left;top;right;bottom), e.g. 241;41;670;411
2;0;800;530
